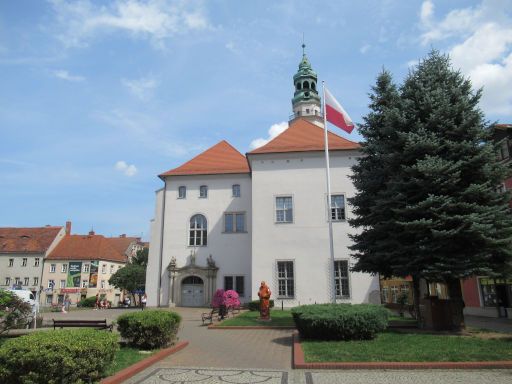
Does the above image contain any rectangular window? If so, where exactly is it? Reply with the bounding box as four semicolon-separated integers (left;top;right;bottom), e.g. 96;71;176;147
60;280;66;289
34;258;40;267
22;258;27;267
33;277;39;286
224;212;245;232
381;286;389;303
14;277;21;286
101;280;105;289
46;295;53;305
24;277;29;286
102;264;106;274
400;284;410;304
5;277;11;286
276;196;293;223
330;195;346;221
277;261;294;298
61;264;67;273
178;186;187;199
110;265;114;274
391;286;399;303
8;259;14;267
83;264;90;273
50;264;56;273
232;184;241;197
199;185;208;198
82;280;88;288
224;275;245;297
48;279;55;289
334;260;350;298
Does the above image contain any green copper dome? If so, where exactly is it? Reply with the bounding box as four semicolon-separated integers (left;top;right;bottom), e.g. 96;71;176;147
292;47;320;106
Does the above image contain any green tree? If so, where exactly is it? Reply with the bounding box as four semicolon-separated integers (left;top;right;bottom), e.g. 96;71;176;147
131;247;148;267
108;264;146;305
0;289;33;334
350;51;512;329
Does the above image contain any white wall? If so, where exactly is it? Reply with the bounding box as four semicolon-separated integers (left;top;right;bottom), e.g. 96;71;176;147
249;150;380;307
147;174;252;306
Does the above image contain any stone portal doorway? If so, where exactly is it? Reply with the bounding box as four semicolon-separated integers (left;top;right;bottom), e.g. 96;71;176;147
181;276;204;307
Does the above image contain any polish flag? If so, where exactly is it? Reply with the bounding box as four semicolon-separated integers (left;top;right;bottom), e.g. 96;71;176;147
325;87;355;133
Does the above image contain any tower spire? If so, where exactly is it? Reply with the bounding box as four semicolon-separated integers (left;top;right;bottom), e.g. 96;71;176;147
290;42;323;127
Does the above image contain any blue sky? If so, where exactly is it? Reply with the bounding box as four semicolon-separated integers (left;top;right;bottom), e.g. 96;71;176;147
1;0;511;238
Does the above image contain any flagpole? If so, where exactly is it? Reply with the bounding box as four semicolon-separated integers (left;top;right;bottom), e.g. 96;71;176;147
322;81;337;304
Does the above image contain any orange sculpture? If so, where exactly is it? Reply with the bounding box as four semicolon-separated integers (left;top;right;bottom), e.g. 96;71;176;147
258;281;272;320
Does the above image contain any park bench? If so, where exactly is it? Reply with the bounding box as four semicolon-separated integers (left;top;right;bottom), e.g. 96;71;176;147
201;308;219;325
53;319;113;331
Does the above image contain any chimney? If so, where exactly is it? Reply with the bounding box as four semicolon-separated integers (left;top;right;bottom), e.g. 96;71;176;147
120;234;126;238
89;230;95;236
65;221;72;235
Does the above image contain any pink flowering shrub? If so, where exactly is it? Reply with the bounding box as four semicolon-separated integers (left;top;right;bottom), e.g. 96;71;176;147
211;289;225;308
224;290;240;308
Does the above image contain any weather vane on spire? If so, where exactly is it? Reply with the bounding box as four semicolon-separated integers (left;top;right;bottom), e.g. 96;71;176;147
302;33;306;55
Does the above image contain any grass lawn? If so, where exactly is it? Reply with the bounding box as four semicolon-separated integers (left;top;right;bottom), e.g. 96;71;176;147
301;331;512;362
217;310;295;327
105;346;157;376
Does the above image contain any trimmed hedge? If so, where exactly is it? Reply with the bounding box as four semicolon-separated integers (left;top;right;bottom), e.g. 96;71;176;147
117;310;181;349
292;303;388;340
77;296;97;307
247;299;275;311
0;329;118;384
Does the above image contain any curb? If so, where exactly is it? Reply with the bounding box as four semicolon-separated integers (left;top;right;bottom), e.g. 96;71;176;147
100;341;189;384
292;332;512;370
208;325;295;330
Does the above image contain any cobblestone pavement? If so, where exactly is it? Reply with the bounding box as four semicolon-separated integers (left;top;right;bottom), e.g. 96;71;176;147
125;367;512;384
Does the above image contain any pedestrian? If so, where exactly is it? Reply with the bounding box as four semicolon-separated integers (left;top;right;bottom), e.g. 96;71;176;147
94;293;99;310
141;293;147;311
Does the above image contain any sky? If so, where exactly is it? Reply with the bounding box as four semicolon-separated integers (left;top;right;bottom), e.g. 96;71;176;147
1;0;511;239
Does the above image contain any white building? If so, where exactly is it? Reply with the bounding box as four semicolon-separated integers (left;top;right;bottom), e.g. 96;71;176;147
146;52;380;307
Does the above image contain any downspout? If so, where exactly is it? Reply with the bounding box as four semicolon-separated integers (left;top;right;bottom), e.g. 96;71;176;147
157;179;167;307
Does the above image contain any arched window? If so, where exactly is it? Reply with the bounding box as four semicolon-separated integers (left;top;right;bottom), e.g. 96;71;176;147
296;82;302;90
189;214;207;246
303;81;310;89
311;82;316;91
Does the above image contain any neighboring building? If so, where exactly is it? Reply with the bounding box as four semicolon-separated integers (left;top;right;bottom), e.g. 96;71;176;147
380;277;413;308
42;229;128;306
461;124;512;318
0;224;66;298
146;50;380;307
106;234;142;261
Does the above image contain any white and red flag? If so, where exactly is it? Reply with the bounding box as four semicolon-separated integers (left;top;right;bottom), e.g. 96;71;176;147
324;87;355;133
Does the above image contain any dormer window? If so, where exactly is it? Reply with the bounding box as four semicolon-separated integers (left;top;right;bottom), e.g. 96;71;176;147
199;185;208;198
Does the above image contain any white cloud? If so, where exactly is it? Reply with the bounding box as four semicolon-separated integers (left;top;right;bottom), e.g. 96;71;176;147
53;69;85;82
250;121;288;150
121;76;158;100
115;160;137;176
359;44;371;54
49;0;211;48
417;0;512;115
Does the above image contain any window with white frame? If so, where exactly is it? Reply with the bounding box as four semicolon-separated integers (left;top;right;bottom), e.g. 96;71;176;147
224;212;245;233
50;264;56;273
334;260;350;298
33;277;39;286
275;196;293;223
82;280;88;288
102;264;106;274
224;275;245;296
5;277;11;286
83;264;89;273
14;277;21;286
34;258;40;267
48;279;55;289
189;214;207;246
46;295;53;304
101;280;105;289
199;185;208;198
330;195;346;221
400;284;410;304
61;264;67;273
60;280;66;289
391;286;399;303
110;265;114;274
178;186;187;199
22;258;27;267
381;286;389;303
23;277;29;286
8;259;13;267
277;261;294;298
232;184;240;197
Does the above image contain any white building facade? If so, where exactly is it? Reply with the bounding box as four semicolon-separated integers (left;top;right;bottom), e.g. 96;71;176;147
146;53;380;307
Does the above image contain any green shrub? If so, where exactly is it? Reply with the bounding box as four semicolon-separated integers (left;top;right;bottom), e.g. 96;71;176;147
117;310;181;349
292;303;388;340
0;329;118;384
77;296;96;307
247;299;275;311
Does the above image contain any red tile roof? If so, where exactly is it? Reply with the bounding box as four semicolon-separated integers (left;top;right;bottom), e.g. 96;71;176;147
106;237;138;255
159;140;250;177
248;118;360;154
0;226;62;253
47;235;127;263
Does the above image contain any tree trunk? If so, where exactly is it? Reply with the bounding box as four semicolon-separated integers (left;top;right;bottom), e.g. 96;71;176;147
412;275;422;326
446;278;465;331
